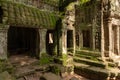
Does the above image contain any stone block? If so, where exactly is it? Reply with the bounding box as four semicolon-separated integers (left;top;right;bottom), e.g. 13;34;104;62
0;71;15;80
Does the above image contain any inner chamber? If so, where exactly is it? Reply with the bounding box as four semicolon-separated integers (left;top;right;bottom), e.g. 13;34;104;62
7;26;40;58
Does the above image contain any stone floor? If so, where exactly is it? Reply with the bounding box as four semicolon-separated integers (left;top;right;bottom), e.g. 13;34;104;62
8;54;89;80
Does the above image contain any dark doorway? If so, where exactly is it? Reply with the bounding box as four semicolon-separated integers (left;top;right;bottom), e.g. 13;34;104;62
7;27;40;58
67;30;73;52
82;30;90;48
46;30;54;55
76;34;79;47
0;7;3;23
112;26;118;55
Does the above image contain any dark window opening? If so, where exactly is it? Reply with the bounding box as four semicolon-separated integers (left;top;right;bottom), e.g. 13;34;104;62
7;27;40;58
76;34;79;47
67;30;73;52
0;7;3;23
112;26;118;55
82;30;90;48
46;30;54;55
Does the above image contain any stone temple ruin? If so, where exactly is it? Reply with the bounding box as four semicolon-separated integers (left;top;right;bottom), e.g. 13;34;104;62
0;0;120;80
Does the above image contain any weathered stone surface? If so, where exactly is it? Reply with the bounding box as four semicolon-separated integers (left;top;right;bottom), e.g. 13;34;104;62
0;24;9;60
70;77;79;80
0;71;15;80
43;72;62;80
39;29;47;57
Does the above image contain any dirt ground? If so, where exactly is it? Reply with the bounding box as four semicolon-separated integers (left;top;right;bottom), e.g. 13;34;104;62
9;54;89;80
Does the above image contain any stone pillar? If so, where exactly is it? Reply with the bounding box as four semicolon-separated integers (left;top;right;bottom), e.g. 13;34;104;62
62;29;67;55
101;20;105;60
108;19;112;57
0;24;9;60
116;26;119;55
38;29;47;57
101;1;105;61
73;28;75;56
92;28;95;50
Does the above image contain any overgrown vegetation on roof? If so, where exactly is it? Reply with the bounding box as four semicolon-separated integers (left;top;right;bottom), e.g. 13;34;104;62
79;0;90;5
0;0;60;29
42;0;59;7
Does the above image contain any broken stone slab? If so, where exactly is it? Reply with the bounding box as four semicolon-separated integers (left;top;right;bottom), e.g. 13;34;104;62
43;72;62;80
70;77;79;80
0;71;16;80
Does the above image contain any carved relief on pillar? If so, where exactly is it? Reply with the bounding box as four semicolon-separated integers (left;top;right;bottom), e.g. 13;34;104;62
0;24;9;60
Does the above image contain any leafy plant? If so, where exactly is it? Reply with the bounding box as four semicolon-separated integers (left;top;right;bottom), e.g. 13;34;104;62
50;65;61;75
79;0;90;5
39;53;53;65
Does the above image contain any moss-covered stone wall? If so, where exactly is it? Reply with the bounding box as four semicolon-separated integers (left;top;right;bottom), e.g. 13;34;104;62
75;0;101;50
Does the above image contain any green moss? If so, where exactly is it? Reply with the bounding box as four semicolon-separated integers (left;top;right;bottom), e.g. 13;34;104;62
79;0;90;5
62;54;68;66
49;65;61;75
0;60;14;74
39;53;53;65
75;66;109;80
0;0;60;29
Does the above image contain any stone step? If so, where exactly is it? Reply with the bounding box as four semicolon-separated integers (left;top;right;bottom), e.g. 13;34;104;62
14;65;49;78
74;62;109;79
11;59;40;68
74;57;106;68
107;62;117;68
74;62;120;80
75;53;102;62
75;50;101;58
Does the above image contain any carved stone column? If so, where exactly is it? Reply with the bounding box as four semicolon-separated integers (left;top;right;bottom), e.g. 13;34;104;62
116;26;119;55
0;24;9;60
108;19;112;57
73;28;75;56
62;29;67;55
38;29;47;57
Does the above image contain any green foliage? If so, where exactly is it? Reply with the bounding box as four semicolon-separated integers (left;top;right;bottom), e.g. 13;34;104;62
62;54;68;66
59;0;76;11
39;53;53;65
66;2;77;11
75;66;109;80
50;65;61;75
0;60;14;74
79;0;90;5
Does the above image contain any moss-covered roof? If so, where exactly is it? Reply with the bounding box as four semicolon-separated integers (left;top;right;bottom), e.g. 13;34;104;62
42;0;59;7
0;0;60;29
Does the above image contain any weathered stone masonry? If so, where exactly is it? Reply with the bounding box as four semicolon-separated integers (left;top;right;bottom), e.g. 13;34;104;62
102;0;120;64
75;0;120;66
0;24;9;60
0;0;60;60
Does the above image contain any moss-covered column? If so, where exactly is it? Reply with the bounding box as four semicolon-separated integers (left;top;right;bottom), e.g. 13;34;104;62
0;24;9;60
38;29;47;57
72;28;76;56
